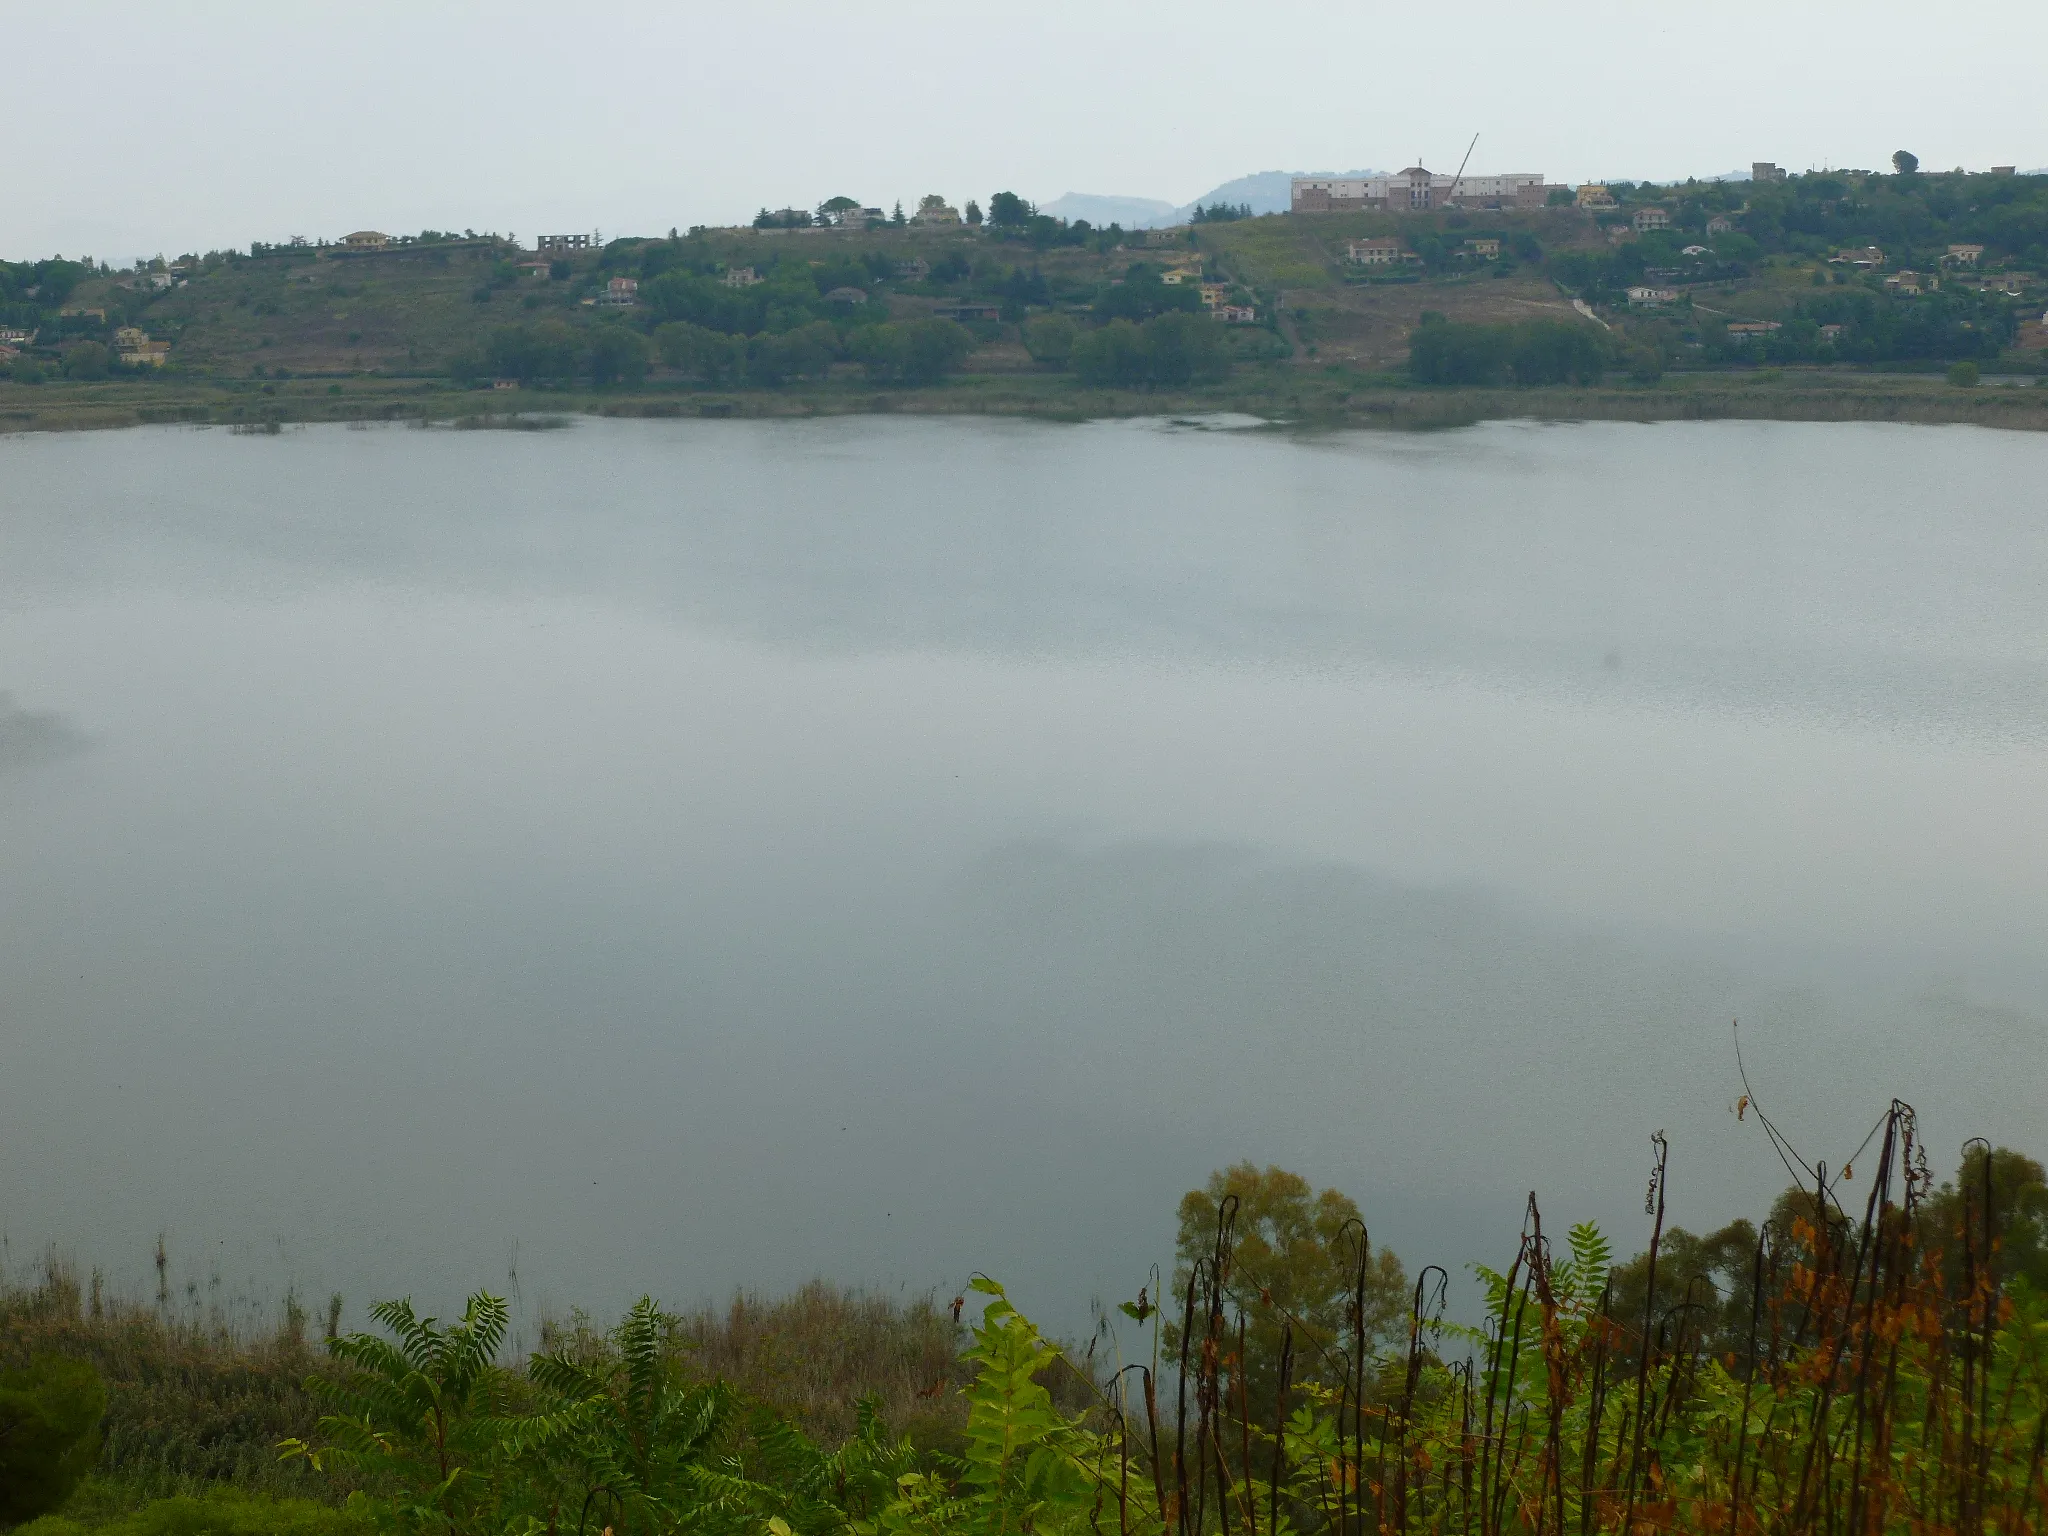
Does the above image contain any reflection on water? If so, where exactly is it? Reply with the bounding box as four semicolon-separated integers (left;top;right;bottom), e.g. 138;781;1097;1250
0;416;2044;1336
0;693;89;771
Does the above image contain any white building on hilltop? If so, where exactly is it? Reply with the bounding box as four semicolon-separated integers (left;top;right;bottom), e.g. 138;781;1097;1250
1293;167;1548;213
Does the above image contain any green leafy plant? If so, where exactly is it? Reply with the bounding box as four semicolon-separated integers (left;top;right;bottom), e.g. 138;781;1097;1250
0;1355;107;1524
281;1294;514;1536
515;1297;739;1536
868;1278;1152;1536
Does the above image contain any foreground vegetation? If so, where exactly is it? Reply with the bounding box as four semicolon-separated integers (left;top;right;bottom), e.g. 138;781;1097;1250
6;1100;2048;1534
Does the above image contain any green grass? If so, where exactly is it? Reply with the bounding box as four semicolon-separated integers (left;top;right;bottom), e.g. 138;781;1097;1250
13;1483;370;1536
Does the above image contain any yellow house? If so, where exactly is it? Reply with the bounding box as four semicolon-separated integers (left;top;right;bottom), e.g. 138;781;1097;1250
1197;282;1228;308
117;328;170;366
342;230;389;251
1576;184;1617;210
1345;237;1410;266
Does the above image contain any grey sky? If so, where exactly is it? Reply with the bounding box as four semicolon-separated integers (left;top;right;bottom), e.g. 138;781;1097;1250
8;0;2044;264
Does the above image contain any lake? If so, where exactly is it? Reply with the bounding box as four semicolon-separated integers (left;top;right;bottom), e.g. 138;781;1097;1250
2;414;2044;1343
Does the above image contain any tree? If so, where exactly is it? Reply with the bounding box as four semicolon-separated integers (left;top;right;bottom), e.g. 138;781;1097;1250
964;200;983;227
586;325;651;386
1603;1217;1759;1373
1893;150;1919;175
1917;1144;2048;1291
1548;187;1576;207
1510;319;1607;384
1021;313;1077;368
1167;1164;1407;1413
1070;318;1147;385
654;321;742;385
986;191;1030;228
1407;313;1512;385
485;322;579;383
745;321;837;385
0;1356;106;1525
62;341;110;380
1947;359;1981;387
818;195;861;223
848;319;972;384
1139;310;1227;385
890;202;906;227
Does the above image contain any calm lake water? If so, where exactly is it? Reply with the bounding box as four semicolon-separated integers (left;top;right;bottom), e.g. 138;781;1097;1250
2;414;2045;1341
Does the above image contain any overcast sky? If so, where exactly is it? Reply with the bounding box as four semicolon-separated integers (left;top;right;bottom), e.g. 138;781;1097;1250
8;0;2045;264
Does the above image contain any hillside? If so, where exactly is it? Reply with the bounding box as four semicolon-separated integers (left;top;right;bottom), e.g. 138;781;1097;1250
3;165;2047;433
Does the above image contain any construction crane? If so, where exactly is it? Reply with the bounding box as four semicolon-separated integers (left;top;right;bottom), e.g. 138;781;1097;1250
1442;133;1480;209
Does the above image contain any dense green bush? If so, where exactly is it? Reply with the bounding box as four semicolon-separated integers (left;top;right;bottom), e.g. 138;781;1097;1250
0;1356;107;1524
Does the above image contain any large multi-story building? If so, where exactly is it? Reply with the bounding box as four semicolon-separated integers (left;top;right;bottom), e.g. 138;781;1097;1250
1292;166;1549;213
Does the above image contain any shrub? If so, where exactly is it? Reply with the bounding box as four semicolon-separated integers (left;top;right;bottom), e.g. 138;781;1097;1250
0;1356;107;1524
1948;359;1981;387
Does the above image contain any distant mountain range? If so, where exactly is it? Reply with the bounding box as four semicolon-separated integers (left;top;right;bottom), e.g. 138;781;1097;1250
1038;170;1386;229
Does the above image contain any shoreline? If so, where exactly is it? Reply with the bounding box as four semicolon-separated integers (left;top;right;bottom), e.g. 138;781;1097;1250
5;367;2047;438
